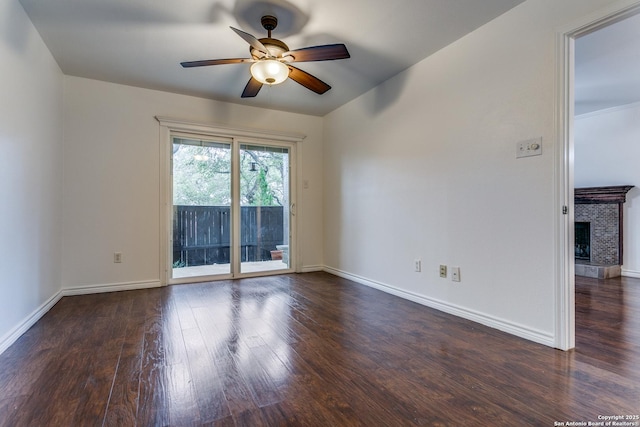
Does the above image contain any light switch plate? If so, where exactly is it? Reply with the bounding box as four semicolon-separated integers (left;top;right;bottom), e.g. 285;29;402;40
516;137;542;158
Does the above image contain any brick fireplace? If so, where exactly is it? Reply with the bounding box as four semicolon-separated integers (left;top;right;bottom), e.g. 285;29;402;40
574;185;633;278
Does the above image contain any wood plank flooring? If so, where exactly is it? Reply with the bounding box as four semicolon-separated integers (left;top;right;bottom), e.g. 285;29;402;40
0;272;638;426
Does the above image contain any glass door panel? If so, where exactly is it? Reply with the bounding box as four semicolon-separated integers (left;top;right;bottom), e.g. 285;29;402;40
239;144;290;274
171;137;232;279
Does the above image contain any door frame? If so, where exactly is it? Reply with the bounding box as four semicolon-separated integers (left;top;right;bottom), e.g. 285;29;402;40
156;116;305;285
555;0;640;350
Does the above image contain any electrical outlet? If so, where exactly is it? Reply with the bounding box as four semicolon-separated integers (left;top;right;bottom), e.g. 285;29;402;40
439;265;447;278
415;259;421;272
451;267;461;282
114;252;122;263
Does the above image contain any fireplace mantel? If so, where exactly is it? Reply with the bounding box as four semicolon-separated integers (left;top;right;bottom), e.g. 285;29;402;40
575;185;634;204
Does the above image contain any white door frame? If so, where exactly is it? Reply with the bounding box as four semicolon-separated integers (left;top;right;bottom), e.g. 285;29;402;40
156;116;305;285
555;0;640;350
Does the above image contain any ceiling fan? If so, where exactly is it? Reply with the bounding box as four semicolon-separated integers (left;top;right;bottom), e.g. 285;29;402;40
180;15;350;98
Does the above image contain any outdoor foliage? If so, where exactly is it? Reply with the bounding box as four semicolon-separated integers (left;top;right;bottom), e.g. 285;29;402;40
172;142;287;206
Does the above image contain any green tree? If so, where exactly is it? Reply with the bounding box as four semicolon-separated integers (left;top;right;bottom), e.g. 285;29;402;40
255;168;274;206
172;144;231;205
172;142;287;207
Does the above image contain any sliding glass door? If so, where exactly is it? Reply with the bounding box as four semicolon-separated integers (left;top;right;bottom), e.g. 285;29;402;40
239;144;290;274
171;136;232;279
169;133;294;283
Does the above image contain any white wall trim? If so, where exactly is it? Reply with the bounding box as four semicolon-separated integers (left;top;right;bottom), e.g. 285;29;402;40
554;0;640;351
554;22;575;351
622;269;640;278
0;291;63;356
575;100;640;120
62;280;162;296
155;116;306;143
324;267;555;348
300;264;324;273
0;279;161;356
3;266;565;357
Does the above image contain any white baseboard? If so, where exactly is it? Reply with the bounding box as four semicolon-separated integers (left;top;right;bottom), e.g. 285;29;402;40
62;279;162;296
0;290;63;356
323;266;555;348
299;264;324;273
2;270;559;357
622;268;640;279
0;279;162;357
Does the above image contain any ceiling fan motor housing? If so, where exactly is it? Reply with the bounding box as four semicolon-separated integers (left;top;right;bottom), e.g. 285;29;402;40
251;38;289;59
249;15;289;59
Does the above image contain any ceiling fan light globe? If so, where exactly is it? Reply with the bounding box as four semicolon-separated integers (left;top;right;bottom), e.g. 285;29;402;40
250;60;289;85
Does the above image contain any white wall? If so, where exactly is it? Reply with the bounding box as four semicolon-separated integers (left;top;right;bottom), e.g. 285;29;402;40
62;77;324;291
575;102;640;276
3;0;631;354
323;0;622;347
0;1;64;351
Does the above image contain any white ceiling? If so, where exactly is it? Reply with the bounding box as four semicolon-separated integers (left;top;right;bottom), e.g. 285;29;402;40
19;0;525;116
575;12;640;116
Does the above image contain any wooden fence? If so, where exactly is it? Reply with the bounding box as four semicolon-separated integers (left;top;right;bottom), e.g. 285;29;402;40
173;205;284;266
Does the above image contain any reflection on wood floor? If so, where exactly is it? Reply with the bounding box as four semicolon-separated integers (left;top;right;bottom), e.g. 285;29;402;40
0;272;638;426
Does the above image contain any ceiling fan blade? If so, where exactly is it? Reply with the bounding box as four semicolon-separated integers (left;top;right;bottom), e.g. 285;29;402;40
287;66;331;94
181;58;252;68
230;26;269;55
284;44;350;62
241;77;263;98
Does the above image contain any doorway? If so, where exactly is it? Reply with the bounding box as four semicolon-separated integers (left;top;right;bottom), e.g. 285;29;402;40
157;118;301;285
557;1;640;350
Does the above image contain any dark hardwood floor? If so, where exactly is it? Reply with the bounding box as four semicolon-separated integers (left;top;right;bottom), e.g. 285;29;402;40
0;272;638;426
